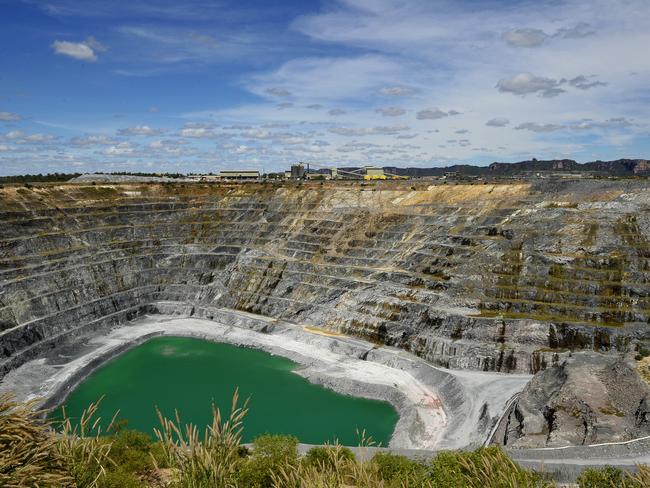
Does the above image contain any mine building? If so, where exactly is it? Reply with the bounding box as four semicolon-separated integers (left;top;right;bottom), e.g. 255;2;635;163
219;170;260;180
363;166;387;180
291;164;306;179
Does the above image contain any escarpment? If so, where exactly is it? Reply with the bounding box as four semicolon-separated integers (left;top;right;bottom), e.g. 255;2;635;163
1;179;650;387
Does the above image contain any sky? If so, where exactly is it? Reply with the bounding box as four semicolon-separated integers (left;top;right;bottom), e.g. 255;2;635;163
0;0;649;175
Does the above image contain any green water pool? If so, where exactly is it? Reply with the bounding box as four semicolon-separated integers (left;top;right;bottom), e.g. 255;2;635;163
51;336;398;445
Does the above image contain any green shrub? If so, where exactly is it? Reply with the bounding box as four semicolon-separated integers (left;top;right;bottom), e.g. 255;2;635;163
107;429;164;474
429;447;553;488
303;445;355;470
98;469;143;488
577;466;633;487
372;451;428;483
237;434;298;487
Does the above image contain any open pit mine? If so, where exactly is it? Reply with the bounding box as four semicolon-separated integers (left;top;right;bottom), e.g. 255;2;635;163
1;178;650;462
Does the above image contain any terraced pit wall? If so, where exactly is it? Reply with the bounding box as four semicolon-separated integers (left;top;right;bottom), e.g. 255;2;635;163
1;179;649;378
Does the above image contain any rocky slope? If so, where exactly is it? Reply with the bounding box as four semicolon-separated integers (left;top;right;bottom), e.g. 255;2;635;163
1;179;649;446
494;352;650;448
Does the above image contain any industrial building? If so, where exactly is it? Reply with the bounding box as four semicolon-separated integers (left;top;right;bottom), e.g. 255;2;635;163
290;164;306;179
219;170;260;180
363;166;387;180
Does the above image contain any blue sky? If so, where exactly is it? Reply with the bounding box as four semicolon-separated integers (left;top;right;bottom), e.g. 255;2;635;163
0;0;649;175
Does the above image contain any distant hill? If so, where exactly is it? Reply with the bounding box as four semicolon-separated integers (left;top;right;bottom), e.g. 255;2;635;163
380;158;650;178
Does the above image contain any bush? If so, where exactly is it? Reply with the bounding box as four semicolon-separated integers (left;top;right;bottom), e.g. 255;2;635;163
237;434;298;487
372;451;428;483
106;429;168;475
98;469;143;488
577;466;633;487
430;447;553;488
303;445;355;470
0;393;72;487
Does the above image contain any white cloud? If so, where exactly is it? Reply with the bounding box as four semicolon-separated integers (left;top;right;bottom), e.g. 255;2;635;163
486;117;510;127
118;125;166;136
502;29;548;48
265;87;292;97
376;106;406;117
0;111;22;121
178;122;218;138
567;75;607;90
555;22;595;39
328;124;409;136
104;142;136;155
71;135;117;146
515;122;564;132
496;73;565;98
248;55;406;102
51;37;106;62
571;117;634;130
416;108;457;120
2;130;57;144
378;86;417;97
502;23;595;48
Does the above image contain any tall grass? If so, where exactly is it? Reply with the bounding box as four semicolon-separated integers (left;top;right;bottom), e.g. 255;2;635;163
153;387;249;488
0;392;71;487
54;397;118;488
4;390;650;487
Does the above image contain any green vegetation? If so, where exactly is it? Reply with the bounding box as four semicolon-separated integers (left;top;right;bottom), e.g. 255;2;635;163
0;172;82;184
3;391;650;487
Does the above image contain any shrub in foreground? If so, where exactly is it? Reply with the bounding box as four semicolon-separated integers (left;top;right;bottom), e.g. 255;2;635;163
6;390;650;487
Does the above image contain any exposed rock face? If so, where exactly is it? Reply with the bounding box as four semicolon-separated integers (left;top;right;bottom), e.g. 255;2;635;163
0;179;649;416
497;352;650;447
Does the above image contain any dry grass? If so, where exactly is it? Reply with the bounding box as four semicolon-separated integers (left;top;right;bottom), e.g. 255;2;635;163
4;391;650;488
153;388;249;488
0;392;72;487
54;397;118;488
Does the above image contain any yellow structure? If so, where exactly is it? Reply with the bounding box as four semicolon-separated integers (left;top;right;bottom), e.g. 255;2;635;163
363;166;387;180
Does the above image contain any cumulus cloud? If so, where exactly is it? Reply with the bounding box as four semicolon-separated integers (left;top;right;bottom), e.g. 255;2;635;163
554;22;595;39
497;73;565;98
378;86;417;97
486;117;510;127
416;108;458;120
567;75;607;90
104;142;136;156
376;106;406;117
51;36;106;62
572;117;634;130
0;111;22;121
265;87;292;97
179;122;218;138
328;125;409;136
336;142;380;153
514;122;564;132
502;28;548;48
118;125;166;136
503;23;596;48
70;135;117;146
3;130;57;144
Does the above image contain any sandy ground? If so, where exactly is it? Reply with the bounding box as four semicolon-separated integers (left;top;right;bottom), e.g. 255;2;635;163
0;311;531;450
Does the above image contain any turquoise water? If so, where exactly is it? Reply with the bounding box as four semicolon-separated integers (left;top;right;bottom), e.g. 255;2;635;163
51;336;398;445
